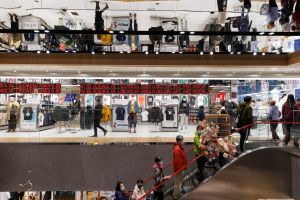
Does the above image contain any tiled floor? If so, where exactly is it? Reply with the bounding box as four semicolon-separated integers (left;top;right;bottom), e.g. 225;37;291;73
0;122;285;143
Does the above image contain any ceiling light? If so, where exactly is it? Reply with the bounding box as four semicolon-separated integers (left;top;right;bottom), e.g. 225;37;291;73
210;51;213;55
72;50;76;53
156;51;159;55
200;52;204;55
91;51;95;55
145;51;149;55
78;71;81;74
190;32;195;35
237;52;241;55
127;51;131;54
262;52;266;56
65;50;68;53
120;51;124;54
34;30;39;33
269;32;274;35
179;51;183;54
276;51;280;55
102;52;106;55
37;51;41;54
143;71;146;74
180;31;185;34
172;51;176;54
13;70;17;73
119;31;124;34
109;30;114;34
253;52;257;56
259;32;265;35
44;30;50;33
230;52;234;54
46;50;50;54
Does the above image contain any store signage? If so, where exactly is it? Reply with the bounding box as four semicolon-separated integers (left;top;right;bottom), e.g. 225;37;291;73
0;83;61;94
80;84;208;94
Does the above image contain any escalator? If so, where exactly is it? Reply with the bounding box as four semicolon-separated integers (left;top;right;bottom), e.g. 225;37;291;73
179;147;300;200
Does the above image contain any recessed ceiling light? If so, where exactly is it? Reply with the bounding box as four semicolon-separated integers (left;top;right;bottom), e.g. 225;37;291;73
34;30;39;33
200;52;204;55
109;30;114;34
72;50;76;53
180;31;185;34
253;52;257;56
120;51;124;54
65;50;68;53
190;32;195;35
172;51;176;54
127;51;131;54
230;52;234;54
145;51;149;55
155;51;159;55
13;70;17;73
44;30;50;33
46;50;50;54
262;52;266;56
179;51;183;54
37;51;41;54
119;31;124;34
269;32;274;35
78;71;81;74
259;32;265;35
102;52;106;55
91;51;95;55
237;52;241;55
210;51;213;55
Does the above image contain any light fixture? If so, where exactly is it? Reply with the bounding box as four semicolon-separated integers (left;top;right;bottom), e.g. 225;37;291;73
276;51;280;55
200;52;203;55
253;52;257;56
179;51;183;54
119;31;124;34
210;51;213;55
180;31;185;34
262;52;266;56
34;30;39;33
237;52;241;55
78;71;81;74
230;52;234;55
65;50;68;53
127;51;131;54
91;51;95;55
190;32;195;35
269;32;274;35
172;51;176;54
145;51;149;55
109;30;114;34
120;51;124;54
102;52;106;55
37;51;41;54
13;70;17;73
155;51;159;55
72;50;76;53
44;30;50;33
259;32;265;35
46;50;50;54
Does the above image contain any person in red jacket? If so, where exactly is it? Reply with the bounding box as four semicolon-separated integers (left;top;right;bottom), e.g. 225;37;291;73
172;135;187;199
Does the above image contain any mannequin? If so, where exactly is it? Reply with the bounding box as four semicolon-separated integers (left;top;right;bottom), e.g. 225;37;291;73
6;95;19;132
179;96;189;131
127;97;139;133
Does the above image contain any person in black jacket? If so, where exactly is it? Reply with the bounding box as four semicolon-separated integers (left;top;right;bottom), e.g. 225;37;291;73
92;97;107;137
93;1;109;31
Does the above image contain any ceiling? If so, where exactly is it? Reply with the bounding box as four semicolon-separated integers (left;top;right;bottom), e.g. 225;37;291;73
0;64;299;79
0;0;283;31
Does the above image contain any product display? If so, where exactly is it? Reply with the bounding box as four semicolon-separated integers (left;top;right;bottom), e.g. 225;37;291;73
115;107;126;120
141;109;149;122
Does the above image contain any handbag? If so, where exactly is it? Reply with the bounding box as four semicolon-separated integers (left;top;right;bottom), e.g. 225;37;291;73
260;3;269;15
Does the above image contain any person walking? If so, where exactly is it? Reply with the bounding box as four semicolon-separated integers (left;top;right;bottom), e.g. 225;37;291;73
268;100;281;140
115;181;128;200
92;0;108;31
267;0;280;29
281;94;299;145
131;178;145;200
197;106;205;122
172;135;188;199
153;157;170;200
194;120;208;182
92;97;107;137
237;96;253;152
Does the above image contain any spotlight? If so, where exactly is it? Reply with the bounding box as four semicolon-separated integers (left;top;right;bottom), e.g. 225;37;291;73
200;52;204;55
156;51;159;55
46;50;50;54
91;51;95;55
145;51;149;55
253;52;257;56
190;32;195;35
210;51;213;55
262;52;266;56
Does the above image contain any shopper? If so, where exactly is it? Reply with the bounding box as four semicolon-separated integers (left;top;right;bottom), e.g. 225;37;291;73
131;178;145;200
172;135;188;199
250;100;258;131
292;0;300;31
92;97;107;137
239;6;252;33
153;157;170;200
267;0;280;29
197;106;205;122
93;1;109;31
8;13;19;30
217;0;228;26
268;100;281;140
237;96;253;152
280;0;295;31
115;181;128;200
194;120;208;182
281;94;299;145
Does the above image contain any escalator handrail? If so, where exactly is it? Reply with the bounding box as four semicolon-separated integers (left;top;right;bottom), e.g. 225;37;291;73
138;120;300;200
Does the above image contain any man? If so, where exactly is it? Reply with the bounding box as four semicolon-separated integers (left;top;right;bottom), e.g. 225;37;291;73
92;97;107;137
194;120;207;182
172;135;187;199
237;96;253;152
93;1;109;31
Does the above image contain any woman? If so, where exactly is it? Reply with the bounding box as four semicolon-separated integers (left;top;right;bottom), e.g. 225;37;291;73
197;106;205;122
115;181;128;200
153;157;170;200
281;94;299;145
267;0;280;29
268;101;281;140
131;178;145;200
